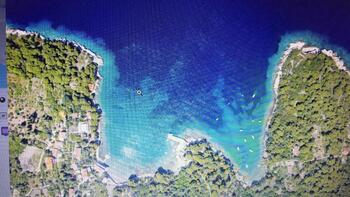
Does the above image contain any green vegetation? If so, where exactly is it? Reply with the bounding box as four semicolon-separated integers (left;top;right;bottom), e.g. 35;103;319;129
266;50;350;164
253;48;350;196
114;46;350;196
114;139;244;196
7;31;108;196
7;30;350;196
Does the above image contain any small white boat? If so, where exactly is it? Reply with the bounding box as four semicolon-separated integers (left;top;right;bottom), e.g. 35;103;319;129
245;164;249;168
244;139;247;143
251;135;255;140
252;93;256;98
239;129;244;132
236;146;240;151
249;149;254;153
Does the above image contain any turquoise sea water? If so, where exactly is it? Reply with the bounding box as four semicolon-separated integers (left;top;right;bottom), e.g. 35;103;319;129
9;21;350;182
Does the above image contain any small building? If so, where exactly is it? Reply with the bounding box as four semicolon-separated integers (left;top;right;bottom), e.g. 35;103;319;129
45;157;54;171
58;131;67;141
81;168;89;182
94;162;107;176
71;163;78;171
52;149;59;159
73;147;81;160
68;188;75;197
53;141;64;149
342;146;350;156
78;122;89;134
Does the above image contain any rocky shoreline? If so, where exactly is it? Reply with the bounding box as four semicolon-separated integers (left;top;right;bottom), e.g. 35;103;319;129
263;40;350;170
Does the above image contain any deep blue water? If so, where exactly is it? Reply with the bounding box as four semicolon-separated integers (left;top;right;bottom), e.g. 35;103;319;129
7;0;350;181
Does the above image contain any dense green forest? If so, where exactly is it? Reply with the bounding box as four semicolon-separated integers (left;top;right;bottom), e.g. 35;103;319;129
7;31;107;196
266;50;350;164
255;49;350;196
